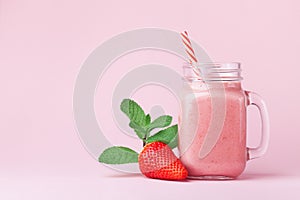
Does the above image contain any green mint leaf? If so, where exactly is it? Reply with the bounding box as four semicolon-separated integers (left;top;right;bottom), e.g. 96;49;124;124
167;134;178;149
98;146;138;164
129;121;147;139
146;125;178;149
134;130;145;140
144;114;152;139
146;115;172;132
120;99;147;126
145;114;151;125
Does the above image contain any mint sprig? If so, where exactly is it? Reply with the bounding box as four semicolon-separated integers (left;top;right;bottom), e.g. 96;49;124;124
120;99;176;146
98;98;178;164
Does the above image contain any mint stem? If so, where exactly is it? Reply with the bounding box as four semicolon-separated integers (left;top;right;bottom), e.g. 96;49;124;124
143;135;147;147
142;130;149;147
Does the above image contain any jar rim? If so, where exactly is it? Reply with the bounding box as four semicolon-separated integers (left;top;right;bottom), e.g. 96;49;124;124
183;62;243;81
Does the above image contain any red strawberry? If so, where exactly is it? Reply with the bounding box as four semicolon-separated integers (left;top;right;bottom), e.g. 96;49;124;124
138;141;188;180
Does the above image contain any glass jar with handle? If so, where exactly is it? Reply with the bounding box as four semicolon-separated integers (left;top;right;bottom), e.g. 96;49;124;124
178;62;270;179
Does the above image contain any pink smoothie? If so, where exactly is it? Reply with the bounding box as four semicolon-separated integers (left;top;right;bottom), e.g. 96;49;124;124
179;82;247;179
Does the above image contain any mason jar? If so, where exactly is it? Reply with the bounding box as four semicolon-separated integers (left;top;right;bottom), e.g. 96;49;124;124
178;62;270;179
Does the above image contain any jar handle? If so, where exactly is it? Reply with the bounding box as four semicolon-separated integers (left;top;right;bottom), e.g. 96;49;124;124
246;91;270;160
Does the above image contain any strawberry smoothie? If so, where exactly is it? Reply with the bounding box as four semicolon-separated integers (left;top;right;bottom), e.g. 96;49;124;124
179;81;247;179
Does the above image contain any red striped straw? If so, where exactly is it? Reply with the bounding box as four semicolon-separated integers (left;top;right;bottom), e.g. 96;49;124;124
180;31;201;77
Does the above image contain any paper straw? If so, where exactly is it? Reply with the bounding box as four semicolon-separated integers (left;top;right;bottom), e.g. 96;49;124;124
180;31;201;77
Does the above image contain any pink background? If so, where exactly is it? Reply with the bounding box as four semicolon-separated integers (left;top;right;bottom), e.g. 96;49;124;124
1;0;299;199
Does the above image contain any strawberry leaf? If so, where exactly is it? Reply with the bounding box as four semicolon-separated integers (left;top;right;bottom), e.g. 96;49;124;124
98;146;138;164
146;125;178;149
146;115;172;132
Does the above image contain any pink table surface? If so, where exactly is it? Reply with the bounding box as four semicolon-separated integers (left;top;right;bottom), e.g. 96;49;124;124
1;167;299;200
